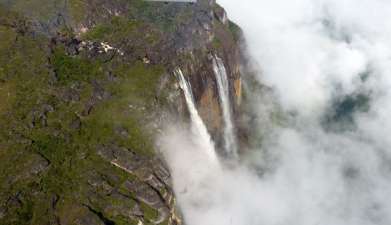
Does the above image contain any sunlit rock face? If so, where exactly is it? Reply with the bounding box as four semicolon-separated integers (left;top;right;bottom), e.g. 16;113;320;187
199;82;223;135
164;1;243;152
234;78;242;105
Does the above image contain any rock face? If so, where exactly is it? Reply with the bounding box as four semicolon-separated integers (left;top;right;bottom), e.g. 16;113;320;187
164;1;243;149
0;0;242;224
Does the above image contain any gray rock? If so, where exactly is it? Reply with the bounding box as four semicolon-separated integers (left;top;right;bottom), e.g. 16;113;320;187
60;88;80;103
87;174;114;195
0;205;6;219
124;180;162;207
73;210;105;225
131;203;143;217
97;144;144;173
70;117;82;130
29;154;50;175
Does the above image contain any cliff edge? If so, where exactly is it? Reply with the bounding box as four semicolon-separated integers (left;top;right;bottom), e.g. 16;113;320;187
0;0;242;224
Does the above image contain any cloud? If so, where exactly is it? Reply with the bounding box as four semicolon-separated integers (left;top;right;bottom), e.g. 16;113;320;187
159;0;391;224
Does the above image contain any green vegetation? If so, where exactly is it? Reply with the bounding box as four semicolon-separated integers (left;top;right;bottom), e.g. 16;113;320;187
212;36;223;49
3;0;90;25
141;202;159;221
228;21;242;42
68;0;88;23
52;47;104;84
82;16;140;43
0;6;167;224
0;0;240;224
9;0;64;21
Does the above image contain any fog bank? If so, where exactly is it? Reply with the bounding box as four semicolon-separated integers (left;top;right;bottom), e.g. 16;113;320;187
159;0;391;224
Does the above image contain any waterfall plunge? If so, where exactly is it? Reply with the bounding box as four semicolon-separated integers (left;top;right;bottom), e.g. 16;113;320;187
213;55;238;157
159;69;224;225
174;68;218;163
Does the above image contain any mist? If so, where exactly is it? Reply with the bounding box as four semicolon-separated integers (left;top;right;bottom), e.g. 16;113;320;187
158;0;391;224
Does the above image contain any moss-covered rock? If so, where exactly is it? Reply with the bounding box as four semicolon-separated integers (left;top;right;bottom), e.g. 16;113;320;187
0;0;243;224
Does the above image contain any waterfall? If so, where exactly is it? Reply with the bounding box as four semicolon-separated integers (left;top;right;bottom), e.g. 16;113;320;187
212;55;238;157
174;68;218;162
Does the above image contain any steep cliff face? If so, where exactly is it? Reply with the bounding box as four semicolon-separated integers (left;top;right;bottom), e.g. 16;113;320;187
166;1;243;149
0;0;242;224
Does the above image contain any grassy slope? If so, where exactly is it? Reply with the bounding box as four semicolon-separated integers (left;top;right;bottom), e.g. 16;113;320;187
0;0;241;224
0;4;169;224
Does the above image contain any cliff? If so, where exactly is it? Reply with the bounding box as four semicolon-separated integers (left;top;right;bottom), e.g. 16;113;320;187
0;0;242;224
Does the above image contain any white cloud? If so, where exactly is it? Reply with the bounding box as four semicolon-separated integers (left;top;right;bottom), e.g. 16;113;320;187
159;0;391;224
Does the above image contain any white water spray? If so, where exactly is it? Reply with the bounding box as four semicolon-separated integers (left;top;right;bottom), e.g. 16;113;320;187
174;68;218;162
213;55;238;157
